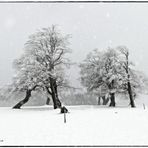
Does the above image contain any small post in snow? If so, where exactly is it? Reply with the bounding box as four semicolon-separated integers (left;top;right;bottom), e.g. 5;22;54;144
64;112;66;123
60;106;68;123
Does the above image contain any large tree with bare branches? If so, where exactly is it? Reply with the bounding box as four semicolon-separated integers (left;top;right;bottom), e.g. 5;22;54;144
12;25;71;109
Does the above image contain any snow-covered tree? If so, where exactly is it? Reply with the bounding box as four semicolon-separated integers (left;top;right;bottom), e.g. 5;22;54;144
12;54;45;109
80;45;148;108
12;25;71;109
80;48;121;106
117;46;148;107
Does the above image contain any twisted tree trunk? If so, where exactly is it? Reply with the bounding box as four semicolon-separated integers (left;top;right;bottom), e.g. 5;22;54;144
13;89;32;109
12;85;38;109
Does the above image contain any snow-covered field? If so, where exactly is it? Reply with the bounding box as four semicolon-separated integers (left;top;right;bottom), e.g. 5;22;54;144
0;103;148;146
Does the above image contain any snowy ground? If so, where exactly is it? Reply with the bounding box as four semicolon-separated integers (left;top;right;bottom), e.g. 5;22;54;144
0;103;148;146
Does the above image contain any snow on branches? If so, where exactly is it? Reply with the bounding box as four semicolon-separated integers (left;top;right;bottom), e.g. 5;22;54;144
80;48;120;93
12;25;71;109
80;46;148;107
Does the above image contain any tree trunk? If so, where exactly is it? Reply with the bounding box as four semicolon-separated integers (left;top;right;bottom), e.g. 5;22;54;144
127;81;136;108
50;78;62;109
104;97;110;105
102;96;106;105
109;93;116;107
108;80;116;107
100;96;110;105
51;92;58;109
54;80;61;108
46;97;50;105
13;89;32;109
98;96;101;105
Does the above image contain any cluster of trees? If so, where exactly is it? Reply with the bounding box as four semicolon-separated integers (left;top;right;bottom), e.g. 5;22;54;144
10;25;147;109
80;47;148;107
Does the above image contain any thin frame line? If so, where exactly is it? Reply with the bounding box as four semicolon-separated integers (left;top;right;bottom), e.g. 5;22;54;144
0;1;148;3
1;146;148;147
0;0;147;147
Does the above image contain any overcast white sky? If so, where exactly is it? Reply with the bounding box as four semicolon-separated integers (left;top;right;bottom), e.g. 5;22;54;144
0;3;148;87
